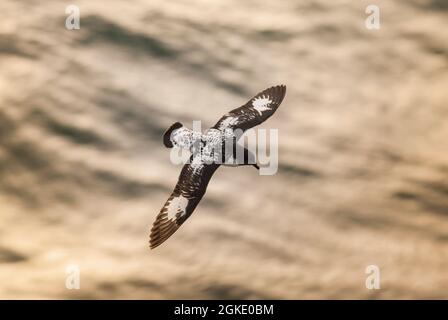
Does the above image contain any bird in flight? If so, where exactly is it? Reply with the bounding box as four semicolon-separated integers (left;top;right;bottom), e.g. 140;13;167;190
150;85;286;249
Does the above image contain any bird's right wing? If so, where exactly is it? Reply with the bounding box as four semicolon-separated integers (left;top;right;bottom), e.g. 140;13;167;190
149;157;220;249
213;85;286;133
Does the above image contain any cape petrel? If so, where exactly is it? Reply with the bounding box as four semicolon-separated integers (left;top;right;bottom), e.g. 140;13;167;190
150;85;286;249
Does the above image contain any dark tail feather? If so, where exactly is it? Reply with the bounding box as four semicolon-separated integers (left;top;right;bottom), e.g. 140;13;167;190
163;122;183;148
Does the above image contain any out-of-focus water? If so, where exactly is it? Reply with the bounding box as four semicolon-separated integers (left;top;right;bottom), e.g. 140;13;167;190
0;0;447;298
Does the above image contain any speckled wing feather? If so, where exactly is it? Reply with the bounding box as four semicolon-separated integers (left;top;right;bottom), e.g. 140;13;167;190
150;157;220;249
213;85;286;132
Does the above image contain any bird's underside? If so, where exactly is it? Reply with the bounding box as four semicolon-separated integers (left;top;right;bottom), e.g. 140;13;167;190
150;85;286;249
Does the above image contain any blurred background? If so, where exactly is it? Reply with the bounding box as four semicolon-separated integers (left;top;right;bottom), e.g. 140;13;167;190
0;0;447;299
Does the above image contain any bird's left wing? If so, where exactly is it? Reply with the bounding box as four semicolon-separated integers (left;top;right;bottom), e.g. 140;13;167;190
213;85;286;133
150;157;220;249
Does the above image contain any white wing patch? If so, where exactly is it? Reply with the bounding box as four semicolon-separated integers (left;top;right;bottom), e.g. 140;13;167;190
166;195;189;221
252;96;273;115
218;116;239;130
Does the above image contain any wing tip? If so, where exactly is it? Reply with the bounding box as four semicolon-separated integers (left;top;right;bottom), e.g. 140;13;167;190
267;84;286;96
276;84;287;95
273;84;286;89
268;84;286;103
149;213;181;250
149;230;167;250
149;239;161;250
280;84;286;99
149;227;178;250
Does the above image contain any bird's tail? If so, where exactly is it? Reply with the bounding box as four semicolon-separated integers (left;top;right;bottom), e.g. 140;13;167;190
163;122;183;148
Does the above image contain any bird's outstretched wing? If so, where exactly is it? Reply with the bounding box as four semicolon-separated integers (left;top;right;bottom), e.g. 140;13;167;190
213;85;286;133
150;157;220;249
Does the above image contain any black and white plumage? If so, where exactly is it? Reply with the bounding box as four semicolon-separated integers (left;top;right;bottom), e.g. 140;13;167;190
213;85;287;134
150;85;286;249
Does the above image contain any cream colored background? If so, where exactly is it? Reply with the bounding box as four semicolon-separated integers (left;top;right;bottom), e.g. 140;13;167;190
0;0;447;298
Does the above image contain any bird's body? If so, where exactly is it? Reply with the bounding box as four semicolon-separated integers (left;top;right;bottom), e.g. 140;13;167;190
150;85;286;249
